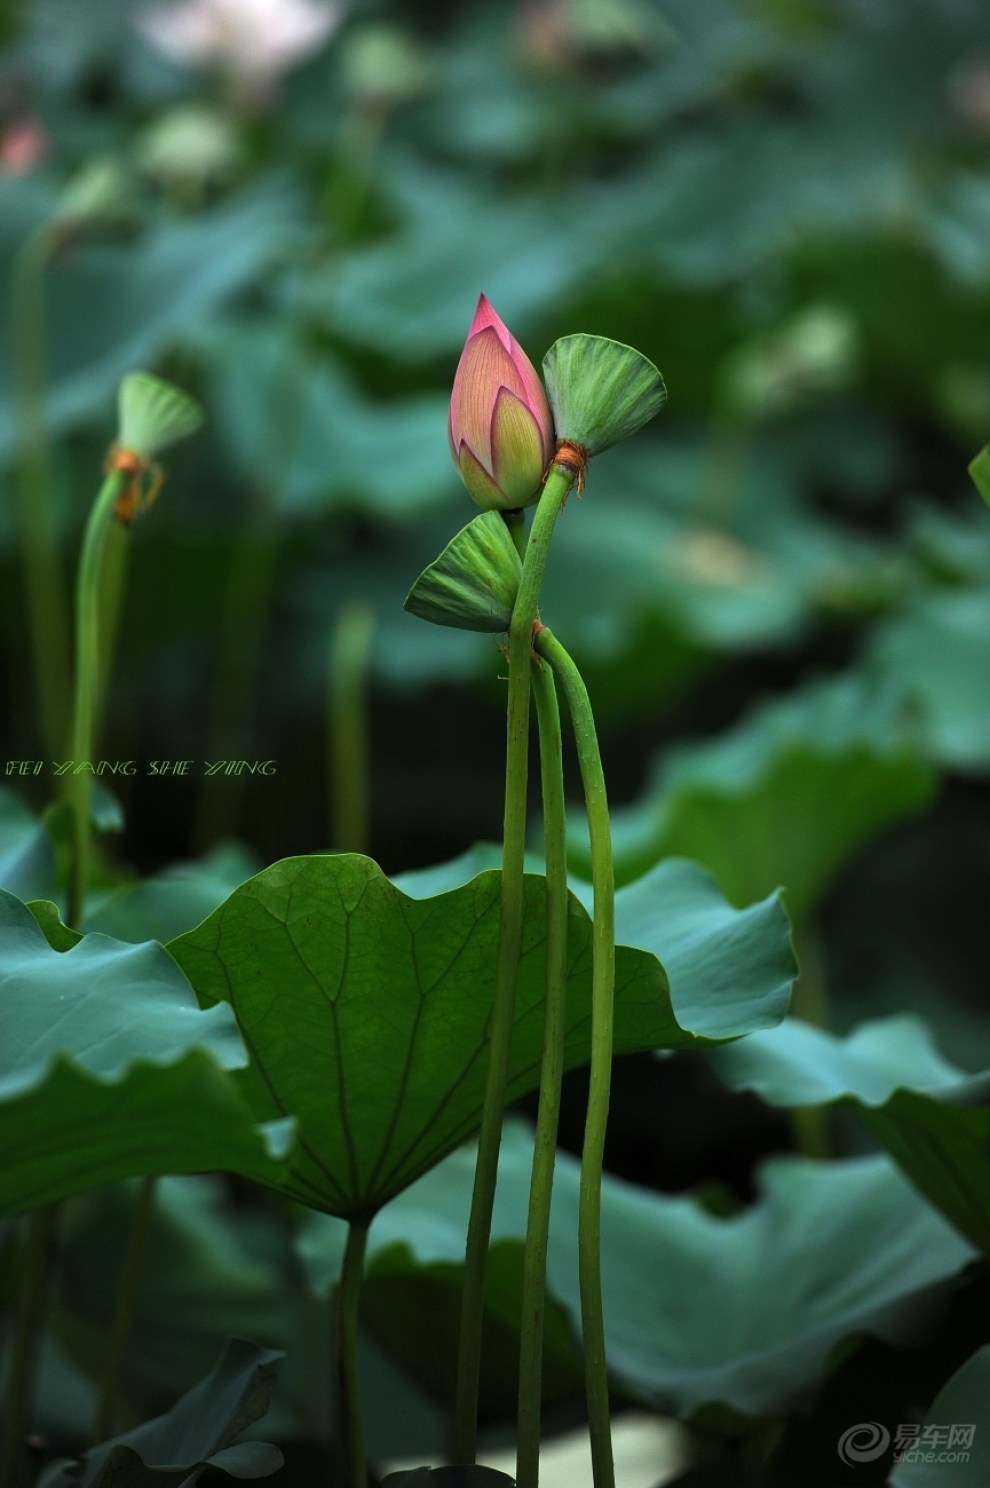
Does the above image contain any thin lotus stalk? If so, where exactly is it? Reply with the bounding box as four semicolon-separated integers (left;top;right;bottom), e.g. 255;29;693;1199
12;222;72;759
93;519;132;739
502;505;527;562
335;1218;370;1488
67;469;129;928
516;654;569;1488
92;1174;157;1442
534;623;616;1488
329;600;376;854
0;1206;53;1488
453;457;575;1464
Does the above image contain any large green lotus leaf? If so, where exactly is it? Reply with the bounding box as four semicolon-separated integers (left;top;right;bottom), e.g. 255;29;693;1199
53;1177;286;1411
38;1338;283;1487
552;1152;976;1418
865;590;990;772
0;891;291;1215
82;843;261;944
297;160;588;359
198;317;453;518
168;853;793;1218
864;1098;990;1258
891;1345;990;1486
298;1121;975;1419
397;847;795;1042
538;427;900;705
362;1241;584;1423
573;673;936;922
708;1014;972;1109
710;1015;990;1252
0;178;302;459
0;787;54;900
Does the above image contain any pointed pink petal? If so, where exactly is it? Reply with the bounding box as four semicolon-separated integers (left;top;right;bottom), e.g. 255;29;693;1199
450;326;526;465
489;388;545;506
467;292;513;352
466;299;554;460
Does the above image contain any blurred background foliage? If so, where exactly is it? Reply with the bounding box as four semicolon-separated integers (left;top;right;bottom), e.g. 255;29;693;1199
2;0;990;1477
2;0;988;1034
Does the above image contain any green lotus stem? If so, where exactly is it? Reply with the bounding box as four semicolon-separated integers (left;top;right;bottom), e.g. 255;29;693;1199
94;519;131;728
454;459;575;1465
516;655;569;1488
534;624;615;1488
502;506;527;562
335;1217;370;1488
0;1206;53;1488
12;222;72;759
92;1174;157;1442
67;469;127;928
329;601;376;853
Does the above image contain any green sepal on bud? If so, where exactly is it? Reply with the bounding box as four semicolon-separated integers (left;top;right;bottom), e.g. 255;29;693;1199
404;511;522;632
117;372;204;460
542;333;666;456
969;444;990;509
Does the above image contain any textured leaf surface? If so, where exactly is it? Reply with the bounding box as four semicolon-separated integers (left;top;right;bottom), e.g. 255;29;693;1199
0;788;54;901
0;891;290;1215
710;1015;990;1251
82;844;261;944
169;853;794;1217
866;590;990;771
299;1122;975;1418
38;1339;283;1486
0;179;301;457
53;1177;286;1409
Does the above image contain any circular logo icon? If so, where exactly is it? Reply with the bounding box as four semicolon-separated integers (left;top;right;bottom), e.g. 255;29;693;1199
838;1423;891;1465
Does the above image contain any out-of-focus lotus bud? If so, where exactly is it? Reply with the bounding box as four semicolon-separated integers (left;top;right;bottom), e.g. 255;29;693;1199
448;294;554;511
0;116;49;176
107;371;204;525
341;24;431;113
521;0;676;72
136;103;242;200
117;371;203;461
721;304;858;419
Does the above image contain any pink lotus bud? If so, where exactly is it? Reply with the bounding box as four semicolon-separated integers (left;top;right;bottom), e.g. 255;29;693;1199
448;294;554;511
0;117;49;176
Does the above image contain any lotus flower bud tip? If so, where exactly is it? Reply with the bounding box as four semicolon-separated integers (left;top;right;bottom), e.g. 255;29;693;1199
448;294;554;512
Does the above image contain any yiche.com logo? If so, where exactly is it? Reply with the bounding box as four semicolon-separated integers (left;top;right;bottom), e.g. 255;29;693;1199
838;1423;890;1465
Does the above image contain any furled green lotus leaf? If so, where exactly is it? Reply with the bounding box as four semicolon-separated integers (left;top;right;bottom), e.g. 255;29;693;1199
542;334;665;458
404;510;521;632
117;371;203;460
